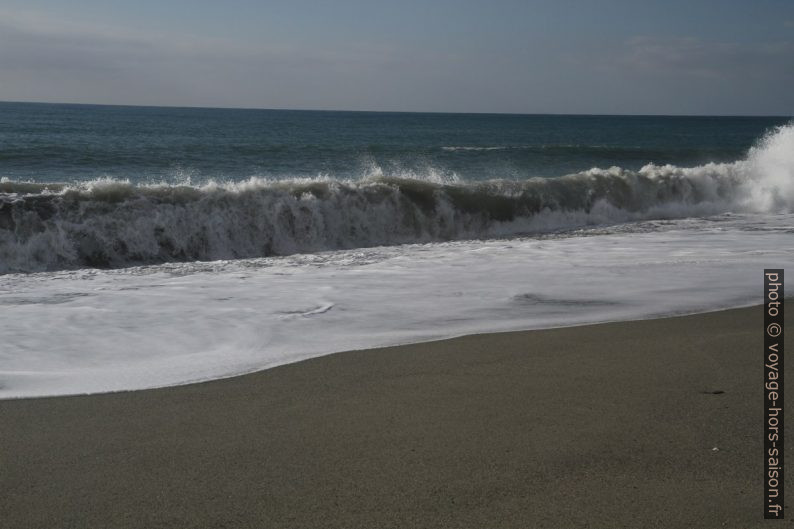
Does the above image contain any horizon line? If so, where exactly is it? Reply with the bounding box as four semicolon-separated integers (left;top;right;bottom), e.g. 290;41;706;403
0;99;791;119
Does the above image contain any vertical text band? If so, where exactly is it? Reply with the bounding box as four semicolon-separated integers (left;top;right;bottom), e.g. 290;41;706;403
765;269;784;519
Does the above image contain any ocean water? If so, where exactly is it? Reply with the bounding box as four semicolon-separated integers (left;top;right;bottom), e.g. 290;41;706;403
0;102;792;397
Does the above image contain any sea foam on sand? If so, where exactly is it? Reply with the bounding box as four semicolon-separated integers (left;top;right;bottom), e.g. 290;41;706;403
1;212;792;398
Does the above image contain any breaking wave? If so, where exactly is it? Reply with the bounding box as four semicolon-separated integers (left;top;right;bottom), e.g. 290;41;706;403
1;124;792;274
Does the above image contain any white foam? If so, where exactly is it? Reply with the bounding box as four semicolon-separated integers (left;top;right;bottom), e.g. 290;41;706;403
3;123;794;274
1;212;792;398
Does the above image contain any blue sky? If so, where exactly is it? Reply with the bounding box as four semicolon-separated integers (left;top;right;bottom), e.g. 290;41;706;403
0;0;792;114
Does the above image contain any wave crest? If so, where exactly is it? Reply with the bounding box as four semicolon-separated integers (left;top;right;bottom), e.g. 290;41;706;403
1;125;792;273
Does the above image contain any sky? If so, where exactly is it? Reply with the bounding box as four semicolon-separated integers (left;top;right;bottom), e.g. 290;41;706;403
0;0;792;115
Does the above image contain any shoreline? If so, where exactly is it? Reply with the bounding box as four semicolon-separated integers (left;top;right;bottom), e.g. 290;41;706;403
1;301;772;402
1;304;789;528
4;209;792;400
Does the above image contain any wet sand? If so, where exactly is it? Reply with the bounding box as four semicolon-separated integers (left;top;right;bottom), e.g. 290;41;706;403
0;305;788;528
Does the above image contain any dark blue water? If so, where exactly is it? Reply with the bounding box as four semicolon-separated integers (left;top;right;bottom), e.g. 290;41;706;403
1;102;792;273
0;102;788;183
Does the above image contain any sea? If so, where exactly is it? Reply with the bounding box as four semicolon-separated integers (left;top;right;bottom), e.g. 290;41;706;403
1;102;792;398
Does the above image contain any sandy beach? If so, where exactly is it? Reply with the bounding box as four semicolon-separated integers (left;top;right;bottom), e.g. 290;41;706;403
0;305;788;528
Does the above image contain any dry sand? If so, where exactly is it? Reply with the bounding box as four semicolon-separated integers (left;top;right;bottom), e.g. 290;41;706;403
1;305;789;528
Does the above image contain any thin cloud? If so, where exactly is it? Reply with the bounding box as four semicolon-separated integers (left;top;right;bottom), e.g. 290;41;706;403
623;36;794;80
0;9;266;71
0;8;422;108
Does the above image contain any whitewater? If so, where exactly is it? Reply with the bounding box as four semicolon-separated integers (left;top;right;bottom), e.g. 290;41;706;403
2;124;793;275
0;124;792;398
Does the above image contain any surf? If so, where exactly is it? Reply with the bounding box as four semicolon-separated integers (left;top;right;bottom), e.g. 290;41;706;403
1;124;792;274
